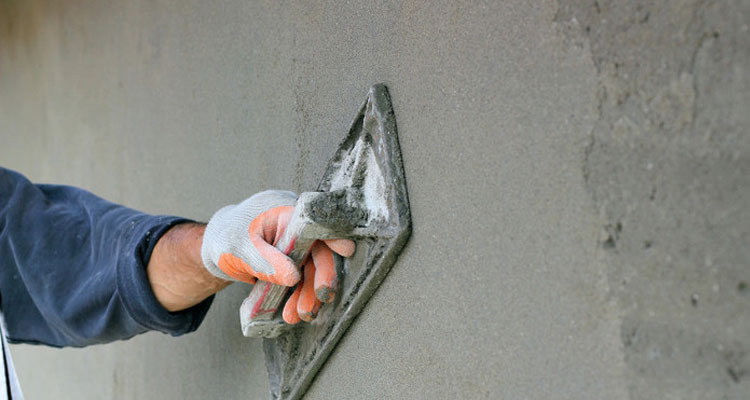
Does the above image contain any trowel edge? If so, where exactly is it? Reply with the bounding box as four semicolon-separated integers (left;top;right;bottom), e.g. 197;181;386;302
263;84;411;400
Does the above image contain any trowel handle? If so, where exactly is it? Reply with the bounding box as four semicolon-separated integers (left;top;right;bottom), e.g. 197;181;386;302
275;206;315;268
245;201;315;321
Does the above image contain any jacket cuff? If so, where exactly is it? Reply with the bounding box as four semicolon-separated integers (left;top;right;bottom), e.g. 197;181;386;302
116;216;214;336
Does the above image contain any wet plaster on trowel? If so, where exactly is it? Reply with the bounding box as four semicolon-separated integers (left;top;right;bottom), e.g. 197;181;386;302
305;189;368;231
556;1;750;398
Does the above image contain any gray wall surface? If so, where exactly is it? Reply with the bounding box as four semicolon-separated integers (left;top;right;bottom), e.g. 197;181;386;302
0;1;747;399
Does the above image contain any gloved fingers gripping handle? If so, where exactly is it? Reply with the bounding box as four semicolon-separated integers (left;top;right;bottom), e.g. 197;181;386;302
311;241;338;303
322;238;356;258
201;190;298;285
247;206;301;286
297;258;322;322
283;284;303;324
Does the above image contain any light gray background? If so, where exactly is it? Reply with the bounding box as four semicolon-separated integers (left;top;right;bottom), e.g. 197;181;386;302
0;1;747;399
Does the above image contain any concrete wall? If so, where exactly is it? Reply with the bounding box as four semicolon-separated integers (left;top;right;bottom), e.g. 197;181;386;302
0;1;747;399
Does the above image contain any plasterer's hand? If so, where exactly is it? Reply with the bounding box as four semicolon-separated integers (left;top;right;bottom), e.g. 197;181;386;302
282;239;354;324
201;190;355;322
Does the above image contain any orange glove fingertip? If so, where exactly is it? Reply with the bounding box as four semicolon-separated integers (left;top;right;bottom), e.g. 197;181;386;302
283;285;302;324
298;261;321;322
312;241;338;303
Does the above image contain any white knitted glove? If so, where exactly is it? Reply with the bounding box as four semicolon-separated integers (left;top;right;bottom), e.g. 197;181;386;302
201;190;300;286
201;190;357;323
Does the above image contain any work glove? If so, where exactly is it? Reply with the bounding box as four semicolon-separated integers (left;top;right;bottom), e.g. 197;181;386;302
201;190;355;324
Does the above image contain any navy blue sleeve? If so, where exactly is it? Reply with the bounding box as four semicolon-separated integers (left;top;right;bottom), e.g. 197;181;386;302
0;167;214;348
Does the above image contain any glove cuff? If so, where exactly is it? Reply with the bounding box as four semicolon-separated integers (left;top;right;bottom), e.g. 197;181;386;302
201;204;239;282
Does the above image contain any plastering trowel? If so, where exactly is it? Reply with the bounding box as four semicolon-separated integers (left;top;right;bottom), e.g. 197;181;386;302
239;84;411;400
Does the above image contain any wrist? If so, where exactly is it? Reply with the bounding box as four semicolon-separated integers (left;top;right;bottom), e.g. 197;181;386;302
147;222;232;312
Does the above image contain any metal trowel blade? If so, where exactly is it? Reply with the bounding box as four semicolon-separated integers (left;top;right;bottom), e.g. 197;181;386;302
261;84;411;400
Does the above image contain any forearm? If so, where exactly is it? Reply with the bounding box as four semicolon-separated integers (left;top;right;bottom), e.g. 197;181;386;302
1;167;214;347
147;223;233;312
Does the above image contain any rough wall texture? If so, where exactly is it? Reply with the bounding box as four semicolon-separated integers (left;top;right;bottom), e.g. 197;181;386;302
555;1;750;398
0;1;746;399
